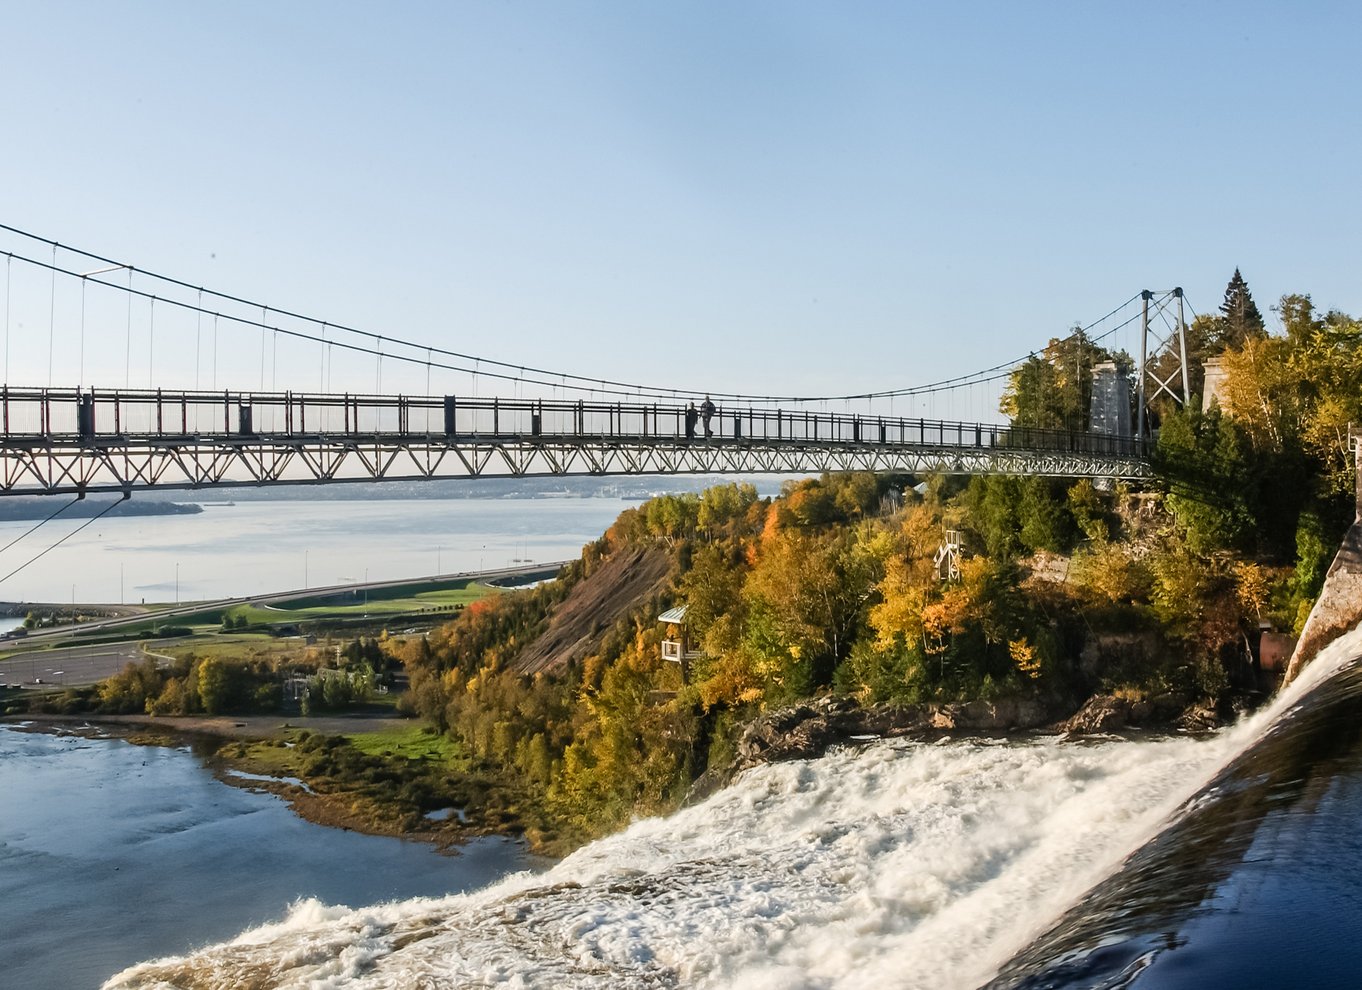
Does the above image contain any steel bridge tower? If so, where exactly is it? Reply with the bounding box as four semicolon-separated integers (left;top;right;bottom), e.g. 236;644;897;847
1135;287;1191;439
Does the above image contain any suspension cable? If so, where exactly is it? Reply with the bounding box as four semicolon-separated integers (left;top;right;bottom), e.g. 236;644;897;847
0;496;126;587
0;496;81;556
5;254;12;383
0;225;1169;405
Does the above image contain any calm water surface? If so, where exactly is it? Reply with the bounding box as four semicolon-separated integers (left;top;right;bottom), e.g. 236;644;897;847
0;725;538;990
0;496;630;987
0;496;632;604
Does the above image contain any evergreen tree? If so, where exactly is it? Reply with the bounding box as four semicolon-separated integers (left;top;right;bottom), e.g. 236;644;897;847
999;329;1113;431
1217;268;1265;349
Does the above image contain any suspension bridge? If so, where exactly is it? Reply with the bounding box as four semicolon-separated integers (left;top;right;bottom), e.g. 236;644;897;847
0;226;1195;497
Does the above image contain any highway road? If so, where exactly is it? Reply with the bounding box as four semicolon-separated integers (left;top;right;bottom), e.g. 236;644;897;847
7;559;568;644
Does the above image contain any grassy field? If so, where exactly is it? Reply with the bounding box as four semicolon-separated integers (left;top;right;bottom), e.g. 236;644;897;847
346;722;461;761
222;578;492;626
213;718;537;844
38;576;501;645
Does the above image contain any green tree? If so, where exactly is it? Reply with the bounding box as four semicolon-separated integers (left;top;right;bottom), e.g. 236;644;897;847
743;528;882;691
197;656;229;715
1066;479;1111;541
963;476;1075;557
697;482;759;533
1070;539;1152;605
1217;268;1266;349
1155;404;1257;552
1018;477;1073;552
678;542;746;641
1000;330;1112;431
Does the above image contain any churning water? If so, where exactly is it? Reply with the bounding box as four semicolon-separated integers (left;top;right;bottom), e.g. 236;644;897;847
101;630;1362;990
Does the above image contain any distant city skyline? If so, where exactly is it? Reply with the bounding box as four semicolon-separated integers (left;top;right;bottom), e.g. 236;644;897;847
3;2;1358;406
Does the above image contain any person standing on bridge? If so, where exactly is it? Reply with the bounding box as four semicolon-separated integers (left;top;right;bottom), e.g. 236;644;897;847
700;395;716;438
685;402;699;439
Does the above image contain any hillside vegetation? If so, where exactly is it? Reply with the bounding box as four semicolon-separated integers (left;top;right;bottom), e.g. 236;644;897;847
392;277;1361;850
60;275;1362;854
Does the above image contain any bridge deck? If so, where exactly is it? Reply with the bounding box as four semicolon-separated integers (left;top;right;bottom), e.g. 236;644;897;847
0;387;1148;495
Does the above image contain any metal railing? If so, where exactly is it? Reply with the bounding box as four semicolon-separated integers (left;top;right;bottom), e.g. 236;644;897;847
0;386;1143;459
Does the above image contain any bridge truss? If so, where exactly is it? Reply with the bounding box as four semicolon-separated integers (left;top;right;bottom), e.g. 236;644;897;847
0;388;1150;496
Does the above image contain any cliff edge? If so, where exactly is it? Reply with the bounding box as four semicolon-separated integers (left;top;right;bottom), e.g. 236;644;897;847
1286;438;1362;683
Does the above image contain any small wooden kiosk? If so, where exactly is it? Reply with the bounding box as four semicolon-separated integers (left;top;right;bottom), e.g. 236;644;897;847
659;605;700;683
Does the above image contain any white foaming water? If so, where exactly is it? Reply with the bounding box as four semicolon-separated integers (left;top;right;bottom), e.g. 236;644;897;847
106;629;1362;990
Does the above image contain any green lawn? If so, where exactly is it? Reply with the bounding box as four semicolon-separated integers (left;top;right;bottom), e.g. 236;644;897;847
220;579;495;626
346;723;464;763
50;577;500;638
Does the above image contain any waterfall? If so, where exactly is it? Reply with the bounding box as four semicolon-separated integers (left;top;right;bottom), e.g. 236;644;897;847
106;628;1362;990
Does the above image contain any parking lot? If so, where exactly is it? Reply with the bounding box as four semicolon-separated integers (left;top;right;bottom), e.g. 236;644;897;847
0;642;151;690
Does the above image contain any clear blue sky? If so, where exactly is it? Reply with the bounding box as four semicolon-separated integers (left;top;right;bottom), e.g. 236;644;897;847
2;1;1358;403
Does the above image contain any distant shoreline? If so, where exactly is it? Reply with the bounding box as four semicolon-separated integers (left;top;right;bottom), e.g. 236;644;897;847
0;499;202;522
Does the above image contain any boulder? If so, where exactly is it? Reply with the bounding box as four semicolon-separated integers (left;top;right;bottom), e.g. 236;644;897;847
1059;694;1138;734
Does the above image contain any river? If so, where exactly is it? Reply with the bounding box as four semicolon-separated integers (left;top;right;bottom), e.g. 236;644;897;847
96;628;1362;989
0;492;637;989
7;491;1362;988
0;724;538;990
0;494;636;605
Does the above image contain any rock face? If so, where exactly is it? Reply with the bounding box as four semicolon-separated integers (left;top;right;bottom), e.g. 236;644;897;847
929;697;1050;731
728;695;1056;779
1287;518;1362;683
1058;694;1149;734
734;698;859;768
1055;692;1202;735
1077;632;1168;683
1286;439;1362;683
694;688;1216;801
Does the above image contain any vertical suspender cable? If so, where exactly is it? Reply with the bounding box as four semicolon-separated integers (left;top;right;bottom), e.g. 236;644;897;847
4;255;11;384
320;323;327;392
47;242;56;387
212;313;219;390
125;268;133;388
79;277;87;386
260;306;268;391
272;329;278;391
148;297;156;387
195;290;202;391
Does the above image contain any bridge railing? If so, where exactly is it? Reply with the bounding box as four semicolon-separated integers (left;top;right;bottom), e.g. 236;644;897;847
0;387;1143;459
